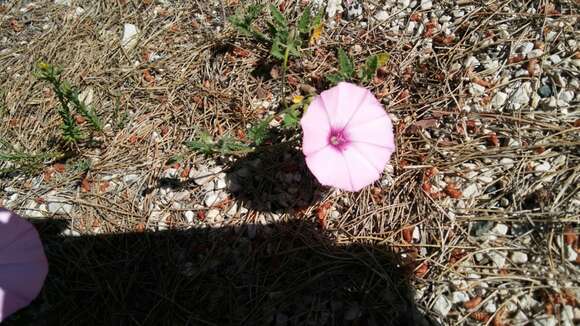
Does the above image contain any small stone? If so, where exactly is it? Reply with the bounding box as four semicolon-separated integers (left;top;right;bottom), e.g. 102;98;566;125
61;228;80;236
559;90;574;102
513;310;528;323
484;301;497;313
548;54;561;64
562;305;574;323
511;252;528;264
184;210;195;223
532;316;556;326
48;201;73;215
513;82;531;104
420;0;432;10
491;223;509;235
464;56;479;68
452;9;464;18
538;85;552;98
123;174;139;184
439;15;451;23
398;0;410;10
518;42;534;55
478;175;494;184
121;23;139;50
527;49;543;58
564;245;577;261
492;91;508;108
489;251;506;268
54;0;71;5
534;161;551;172
75;7;85;16
462;184;479;199
451;291;469;304
469;83;486;96
432;295;452;317
374;10;389;22
206;209;222;223
204;191;222;207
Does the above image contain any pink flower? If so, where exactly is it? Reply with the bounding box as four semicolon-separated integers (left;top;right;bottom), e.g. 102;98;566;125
301;82;395;192
0;208;48;322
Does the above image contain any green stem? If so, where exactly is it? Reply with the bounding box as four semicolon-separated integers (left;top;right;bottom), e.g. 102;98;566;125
281;36;291;111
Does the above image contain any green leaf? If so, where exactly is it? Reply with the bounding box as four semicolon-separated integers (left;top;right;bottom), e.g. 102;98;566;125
270;37;285;60
228;4;264;37
187;131;215;155
337;48;354;79
248;118;271;146
377;52;390;67
269;4;287;31
283;105;300;129
298;6;312;34
312;9;324;28
359;55;379;83
326;73;344;85
358;52;390;83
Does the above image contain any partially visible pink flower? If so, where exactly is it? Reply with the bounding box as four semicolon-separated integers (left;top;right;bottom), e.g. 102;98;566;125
301;82;395;192
0;208;48;322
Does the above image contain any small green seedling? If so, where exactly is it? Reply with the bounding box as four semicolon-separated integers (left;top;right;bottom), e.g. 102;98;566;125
34;62;103;144
187;131;251;156
0;139;61;176
326;49;390;84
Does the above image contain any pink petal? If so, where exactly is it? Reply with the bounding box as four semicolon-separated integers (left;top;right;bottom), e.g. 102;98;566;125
346;116;395;149
305;146;353;191
300;96;331;156
350;142;394;173
341;146;381;191
320;82;369;129
343;100;387;128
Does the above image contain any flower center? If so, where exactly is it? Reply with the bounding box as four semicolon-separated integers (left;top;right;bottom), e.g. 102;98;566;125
328;129;349;150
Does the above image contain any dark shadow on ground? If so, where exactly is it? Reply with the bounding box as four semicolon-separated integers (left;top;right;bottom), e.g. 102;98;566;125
225;144;323;213
6;219;437;326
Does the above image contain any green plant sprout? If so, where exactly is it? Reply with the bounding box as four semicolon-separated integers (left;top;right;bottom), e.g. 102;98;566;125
34;62;103;144
0;139;62;176
326;48;390;84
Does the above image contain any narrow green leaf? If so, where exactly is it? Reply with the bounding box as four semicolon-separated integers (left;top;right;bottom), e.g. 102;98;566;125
298;6;312;34
337;48;354;79
269;4;287;31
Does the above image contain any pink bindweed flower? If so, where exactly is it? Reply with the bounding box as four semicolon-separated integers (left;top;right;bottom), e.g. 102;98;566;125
301;82;395;192
0;208;48;322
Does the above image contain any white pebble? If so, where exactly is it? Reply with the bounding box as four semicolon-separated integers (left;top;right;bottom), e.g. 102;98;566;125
549;54;562;64
469;83;486;96
451;291;469;303
420;0;432;10
206;209;222;223
484;301;497;313
184;210;195;223
533;316;557;326
491;223;509;235
511;251;528;264
374;10;389;22
121;23;140;50
462;184;479;199
432;295;452;317
518;42;534;55
492;91;508;108
489;251;507;268
398;0;410;10
534;161;552;172
564;245;577;262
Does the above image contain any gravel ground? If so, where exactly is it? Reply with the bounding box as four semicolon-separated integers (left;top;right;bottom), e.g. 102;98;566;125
1;0;579;325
